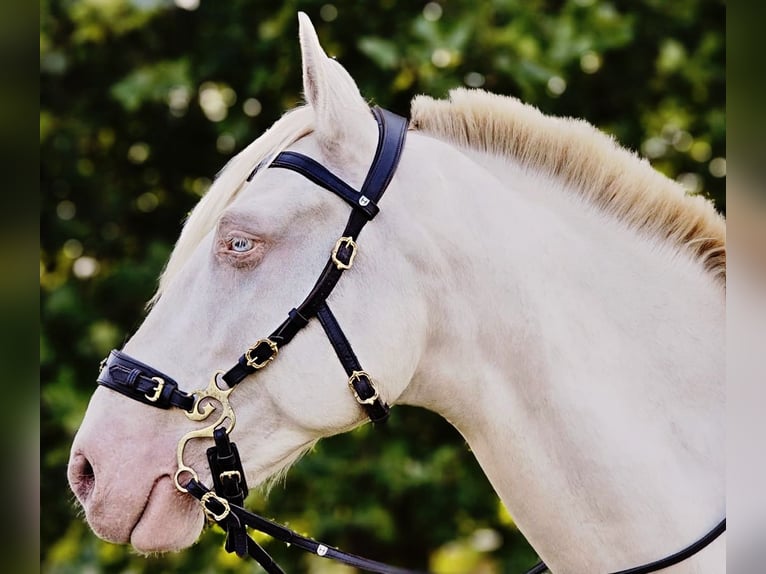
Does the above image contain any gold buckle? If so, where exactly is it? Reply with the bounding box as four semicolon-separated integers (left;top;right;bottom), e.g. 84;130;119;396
244;338;278;369
201;491;231;521
331;236;358;270
347;371;379;405
219;470;242;483
145;377;165;402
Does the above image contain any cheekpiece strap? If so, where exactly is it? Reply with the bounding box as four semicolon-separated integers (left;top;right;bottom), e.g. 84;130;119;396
360;107;409;199
97;350;195;411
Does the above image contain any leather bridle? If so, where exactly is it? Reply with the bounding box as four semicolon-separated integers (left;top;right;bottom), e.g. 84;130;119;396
95;106;725;574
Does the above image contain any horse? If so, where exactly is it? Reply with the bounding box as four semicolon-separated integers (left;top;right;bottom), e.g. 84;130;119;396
68;12;725;574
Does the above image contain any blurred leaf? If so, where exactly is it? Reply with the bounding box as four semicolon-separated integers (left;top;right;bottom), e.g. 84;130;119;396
358;37;400;70
110;58;191;111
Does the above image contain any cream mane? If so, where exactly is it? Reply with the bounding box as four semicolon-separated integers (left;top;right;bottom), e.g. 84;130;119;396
411;88;726;282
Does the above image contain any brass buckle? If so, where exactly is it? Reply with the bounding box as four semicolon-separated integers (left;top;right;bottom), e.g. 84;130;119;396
347;371;379;405
145;377;165;402
244;338;278;370
201;491;231;521
331;236;358;270
219;470;242;483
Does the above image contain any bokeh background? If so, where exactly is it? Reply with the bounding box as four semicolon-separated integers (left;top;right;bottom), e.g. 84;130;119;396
40;1;725;572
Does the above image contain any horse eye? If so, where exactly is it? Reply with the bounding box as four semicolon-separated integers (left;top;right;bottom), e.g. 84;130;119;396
229;236;254;253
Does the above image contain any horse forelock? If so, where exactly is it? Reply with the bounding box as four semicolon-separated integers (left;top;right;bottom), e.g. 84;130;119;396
410;88;726;283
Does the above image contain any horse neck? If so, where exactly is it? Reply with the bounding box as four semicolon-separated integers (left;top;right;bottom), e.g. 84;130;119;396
397;139;725;572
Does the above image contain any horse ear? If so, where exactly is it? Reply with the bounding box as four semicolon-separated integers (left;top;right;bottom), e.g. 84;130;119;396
297;12;372;152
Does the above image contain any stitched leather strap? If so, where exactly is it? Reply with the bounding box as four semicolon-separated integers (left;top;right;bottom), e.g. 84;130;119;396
360;108;409;198
317;303;390;423
97;350;195;411
206;428;249;506
187;480;426;574
271;151;380;219
205;429;252;560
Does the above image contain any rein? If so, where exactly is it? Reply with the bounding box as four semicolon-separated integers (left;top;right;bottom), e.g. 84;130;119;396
95;106;725;574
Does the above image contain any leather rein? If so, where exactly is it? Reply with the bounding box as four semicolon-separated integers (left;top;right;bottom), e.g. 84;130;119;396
95;106;725;574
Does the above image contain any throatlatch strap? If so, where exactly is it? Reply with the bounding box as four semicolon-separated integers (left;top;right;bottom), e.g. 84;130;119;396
316;303;390;424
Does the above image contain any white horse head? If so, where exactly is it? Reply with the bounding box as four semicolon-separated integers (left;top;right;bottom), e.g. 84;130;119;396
68;13;725;572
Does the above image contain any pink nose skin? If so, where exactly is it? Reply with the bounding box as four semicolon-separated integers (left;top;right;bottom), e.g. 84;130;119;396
67;388;206;553
68;452;95;505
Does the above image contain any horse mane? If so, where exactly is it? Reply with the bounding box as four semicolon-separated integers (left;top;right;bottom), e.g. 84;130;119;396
410;88;726;282
152;105;315;302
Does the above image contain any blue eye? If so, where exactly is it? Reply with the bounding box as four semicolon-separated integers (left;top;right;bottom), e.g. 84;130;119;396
230;236;254;253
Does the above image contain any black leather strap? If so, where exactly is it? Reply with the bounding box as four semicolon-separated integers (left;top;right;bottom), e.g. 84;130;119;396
271;151;380;220
205;429;252;560
187;480;426;574
316;303;390;424
97;350;195;411
610;518;726;574
360;107;409;199
523;563;548;574
525;518;726;574
206;428;249;506
245;537;285;574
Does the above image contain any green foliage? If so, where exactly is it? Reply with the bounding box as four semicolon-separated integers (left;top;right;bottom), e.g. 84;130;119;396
111;58;193;111
41;1;724;572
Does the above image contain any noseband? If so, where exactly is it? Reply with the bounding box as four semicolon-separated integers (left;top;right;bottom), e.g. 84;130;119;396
95;106;724;574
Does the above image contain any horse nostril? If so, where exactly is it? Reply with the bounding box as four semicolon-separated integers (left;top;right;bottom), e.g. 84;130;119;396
68;452;96;503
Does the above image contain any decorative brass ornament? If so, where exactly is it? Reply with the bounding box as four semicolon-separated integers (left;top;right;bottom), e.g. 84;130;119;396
174;371;235;492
